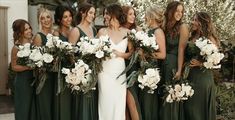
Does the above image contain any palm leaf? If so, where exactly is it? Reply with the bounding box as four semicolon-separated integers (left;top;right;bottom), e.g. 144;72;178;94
117;51;139;79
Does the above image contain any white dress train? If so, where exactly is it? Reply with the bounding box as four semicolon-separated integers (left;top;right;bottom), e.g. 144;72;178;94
98;38;127;120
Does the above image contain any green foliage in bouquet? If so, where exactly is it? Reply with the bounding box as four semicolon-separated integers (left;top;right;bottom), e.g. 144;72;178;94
7;63;16;97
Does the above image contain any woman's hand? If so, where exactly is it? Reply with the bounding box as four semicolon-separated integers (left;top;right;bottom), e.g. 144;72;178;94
189;59;203;67
173;71;181;80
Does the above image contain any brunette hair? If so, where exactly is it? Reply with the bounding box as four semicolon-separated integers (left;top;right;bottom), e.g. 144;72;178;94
164;1;184;37
76;2;95;25
106;3;126;26
191;12;220;46
12;19;32;44
54;5;73;26
122;5;137;29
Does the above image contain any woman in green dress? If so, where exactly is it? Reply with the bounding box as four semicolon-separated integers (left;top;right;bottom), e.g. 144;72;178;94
138;5;166;120
122;5;142;120
33;8;55;120
159;1;189;120
11;19;36;120
184;12;218;120
68;3;98;120
53;5;74;120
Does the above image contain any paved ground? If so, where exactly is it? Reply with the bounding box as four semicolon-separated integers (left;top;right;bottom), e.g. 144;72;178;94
0;95;14;120
0;113;14;120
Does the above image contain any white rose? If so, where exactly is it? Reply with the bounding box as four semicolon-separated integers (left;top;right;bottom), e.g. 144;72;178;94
61;68;70;74
166;94;173;103
29;49;43;61
95;50;104;58
131;29;137;34
174;84;182;92
203;62;214;69
145;68;156;77
103;46;108;51
17;49;31;57
46;39;54;48
35;61;43;67
42;53;54;63
99;35;110;42
73;86;80;91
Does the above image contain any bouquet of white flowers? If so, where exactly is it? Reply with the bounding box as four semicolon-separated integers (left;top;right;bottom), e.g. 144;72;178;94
195;37;224;69
43;34;79;94
129;29;159;53
117;29;159;82
138;68;161;94
77;35;113;59
62;59;95;93
16;43;54;68
77;35;113;74
165;82;194;103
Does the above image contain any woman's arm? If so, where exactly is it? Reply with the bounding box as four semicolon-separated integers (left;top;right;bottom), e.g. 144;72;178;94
113;40;134;59
11;46;30;72
68;27;80;45
174;23;189;79
152;28;166;60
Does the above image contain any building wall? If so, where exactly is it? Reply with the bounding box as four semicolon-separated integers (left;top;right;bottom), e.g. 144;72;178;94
0;0;28;94
0;0;28;63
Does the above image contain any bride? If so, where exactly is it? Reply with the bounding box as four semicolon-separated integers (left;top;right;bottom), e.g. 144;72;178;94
97;3;133;120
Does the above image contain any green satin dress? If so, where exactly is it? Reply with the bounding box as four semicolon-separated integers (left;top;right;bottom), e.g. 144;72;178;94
125;49;142;120
14;70;36;120
138;28;160;120
53;33;72;120
36;32;55;120
72;27;98;120
159;34;184;120
183;42;216;120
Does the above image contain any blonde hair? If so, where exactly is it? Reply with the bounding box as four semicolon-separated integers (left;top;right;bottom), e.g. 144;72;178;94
37;7;53;31
145;5;164;28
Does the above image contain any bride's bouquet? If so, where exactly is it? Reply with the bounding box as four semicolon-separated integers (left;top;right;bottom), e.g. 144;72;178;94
138;67;161;94
194;37;224;69
77;35;113;73
77;35;113;59
62;59;95;93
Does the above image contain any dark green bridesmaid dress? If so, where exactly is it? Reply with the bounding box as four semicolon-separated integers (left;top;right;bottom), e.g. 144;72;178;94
14;70;36;120
72;27;98;120
183;42;216;120
138;28;160;120
53;33;72;120
36;32;55;120
159;34;184;120
125;48;142;120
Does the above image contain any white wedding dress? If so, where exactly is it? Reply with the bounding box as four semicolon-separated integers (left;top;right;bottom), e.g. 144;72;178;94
98;38;127;120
